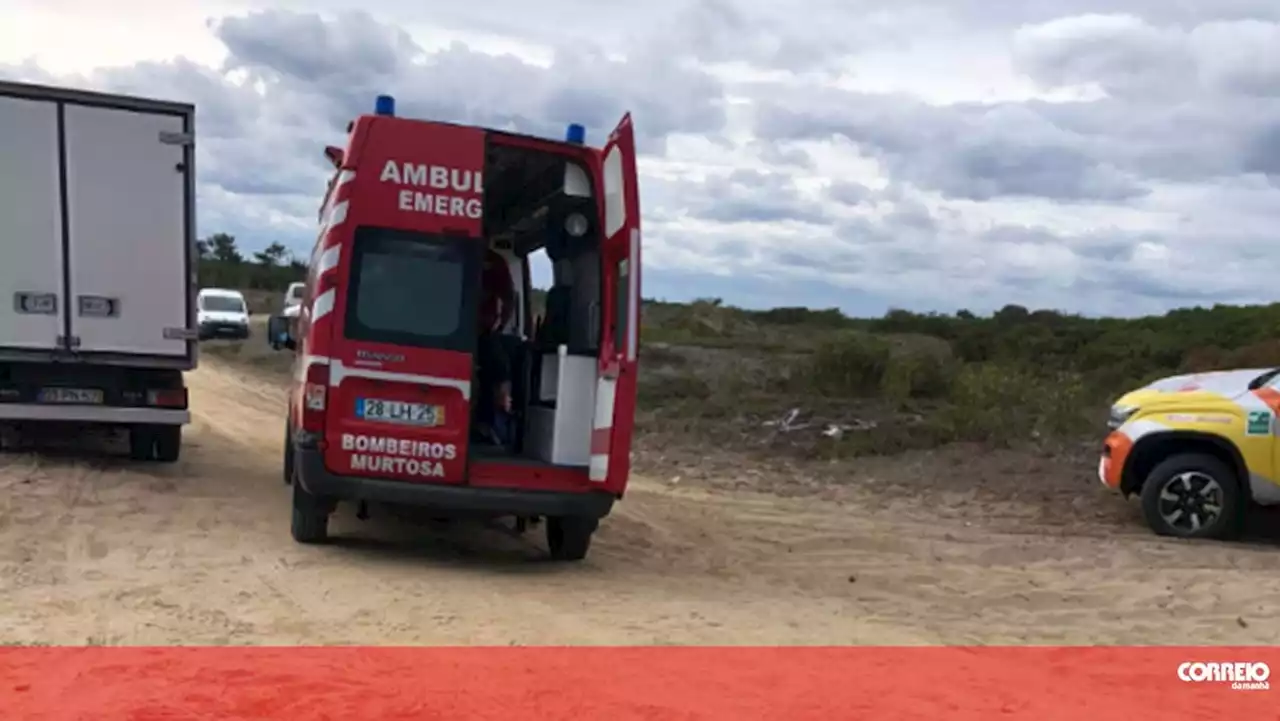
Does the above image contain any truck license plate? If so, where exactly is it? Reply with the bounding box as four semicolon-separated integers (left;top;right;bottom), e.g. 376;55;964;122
39;387;104;404
356;398;443;427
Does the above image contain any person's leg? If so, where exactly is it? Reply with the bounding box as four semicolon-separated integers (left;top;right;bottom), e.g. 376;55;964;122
472;333;497;443
491;409;513;447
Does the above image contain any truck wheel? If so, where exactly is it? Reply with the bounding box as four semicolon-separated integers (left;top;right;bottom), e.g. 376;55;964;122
128;427;155;461
291;482;330;544
153;426;181;463
546;516;597;561
1140;453;1243;540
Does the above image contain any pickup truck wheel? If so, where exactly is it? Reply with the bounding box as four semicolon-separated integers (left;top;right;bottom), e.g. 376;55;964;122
546;516;597;561
153;426;181;463
290;482;330;544
128;427;155;461
1140;453;1243;540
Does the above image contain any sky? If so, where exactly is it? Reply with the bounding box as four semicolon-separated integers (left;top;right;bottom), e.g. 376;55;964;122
2;0;1279;318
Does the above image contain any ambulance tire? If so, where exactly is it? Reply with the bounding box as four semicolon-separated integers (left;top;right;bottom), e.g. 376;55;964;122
291;482;330;544
546;516;597;561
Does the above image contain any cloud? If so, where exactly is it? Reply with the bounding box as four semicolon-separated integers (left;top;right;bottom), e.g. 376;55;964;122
691;169;830;225
2;7;729;258
4;1;1280;319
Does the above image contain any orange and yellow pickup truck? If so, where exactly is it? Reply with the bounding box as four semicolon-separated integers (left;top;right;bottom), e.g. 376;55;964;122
1100;367;1280;539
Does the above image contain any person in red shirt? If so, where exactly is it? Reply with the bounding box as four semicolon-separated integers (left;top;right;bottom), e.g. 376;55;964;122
479;248;515;333
475;249;516;446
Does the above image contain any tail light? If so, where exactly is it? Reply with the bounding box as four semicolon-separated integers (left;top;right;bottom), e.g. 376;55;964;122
301;363;329;433
146;388;188;408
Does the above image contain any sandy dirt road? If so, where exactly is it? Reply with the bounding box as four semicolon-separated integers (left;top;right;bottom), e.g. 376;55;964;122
3;359;1280;645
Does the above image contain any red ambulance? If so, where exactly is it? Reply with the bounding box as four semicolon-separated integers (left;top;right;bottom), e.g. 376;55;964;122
278;96;641;561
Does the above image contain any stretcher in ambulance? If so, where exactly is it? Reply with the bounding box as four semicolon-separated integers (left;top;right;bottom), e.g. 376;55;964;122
279;95;641;561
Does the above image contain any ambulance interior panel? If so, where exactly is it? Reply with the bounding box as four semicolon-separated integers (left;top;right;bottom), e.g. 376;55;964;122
479;141;600;468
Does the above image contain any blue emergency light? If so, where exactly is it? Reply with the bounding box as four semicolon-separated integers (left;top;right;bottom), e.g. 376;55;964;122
566;123;585;145
375;95;396;117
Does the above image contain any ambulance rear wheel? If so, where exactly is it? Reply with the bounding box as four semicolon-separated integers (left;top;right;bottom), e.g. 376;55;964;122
291;483;330;544
546;516;597;561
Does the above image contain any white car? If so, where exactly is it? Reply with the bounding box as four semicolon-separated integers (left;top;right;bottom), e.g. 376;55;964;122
196;288;251;341
270;282;305;350
281;282;304;319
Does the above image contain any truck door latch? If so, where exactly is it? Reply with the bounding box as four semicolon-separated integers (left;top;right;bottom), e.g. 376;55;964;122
158;131;195;146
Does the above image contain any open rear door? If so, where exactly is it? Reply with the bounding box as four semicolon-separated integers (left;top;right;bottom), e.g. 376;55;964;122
589;113;641;492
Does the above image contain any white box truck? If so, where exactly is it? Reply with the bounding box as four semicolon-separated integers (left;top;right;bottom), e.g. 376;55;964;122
0;80;197;462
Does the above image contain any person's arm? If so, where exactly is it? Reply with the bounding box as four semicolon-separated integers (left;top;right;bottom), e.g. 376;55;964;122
495;258;515;328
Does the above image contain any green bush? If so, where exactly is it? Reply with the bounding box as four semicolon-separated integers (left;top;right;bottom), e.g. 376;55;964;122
943;363;1093;444
807;332;892;397
880;335;957;401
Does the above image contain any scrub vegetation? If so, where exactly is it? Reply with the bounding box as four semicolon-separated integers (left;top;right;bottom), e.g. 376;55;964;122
197;233;1280;462
638;298;1280;459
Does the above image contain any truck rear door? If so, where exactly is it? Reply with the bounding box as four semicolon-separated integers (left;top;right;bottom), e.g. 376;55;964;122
0;93;65;352
321;119;486;486
63;102;192;358
590;113;641;491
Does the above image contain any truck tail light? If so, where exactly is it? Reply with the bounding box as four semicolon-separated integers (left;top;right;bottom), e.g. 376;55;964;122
301;363;329;433
146;388;188;409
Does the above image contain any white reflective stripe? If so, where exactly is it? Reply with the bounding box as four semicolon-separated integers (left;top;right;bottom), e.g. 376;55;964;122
318;244;341;275
328;358;471;400
593;376;617;430
326;199;349;230
1097;457;1108;486
336;169;356;186
589;454;609;481
311;288;336;321
627;227;639;362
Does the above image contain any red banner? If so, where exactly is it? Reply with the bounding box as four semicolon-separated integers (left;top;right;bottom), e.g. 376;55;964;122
1;647;1274;720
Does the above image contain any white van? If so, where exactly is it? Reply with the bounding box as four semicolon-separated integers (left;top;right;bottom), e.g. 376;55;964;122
196;288;250;340
281;282;304;316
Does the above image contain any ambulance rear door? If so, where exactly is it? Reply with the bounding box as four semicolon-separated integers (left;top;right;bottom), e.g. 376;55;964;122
321;116;487;486
589;113;641;493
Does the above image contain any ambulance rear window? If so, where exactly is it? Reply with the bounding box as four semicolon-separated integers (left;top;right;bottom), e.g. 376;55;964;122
343;226;479;351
